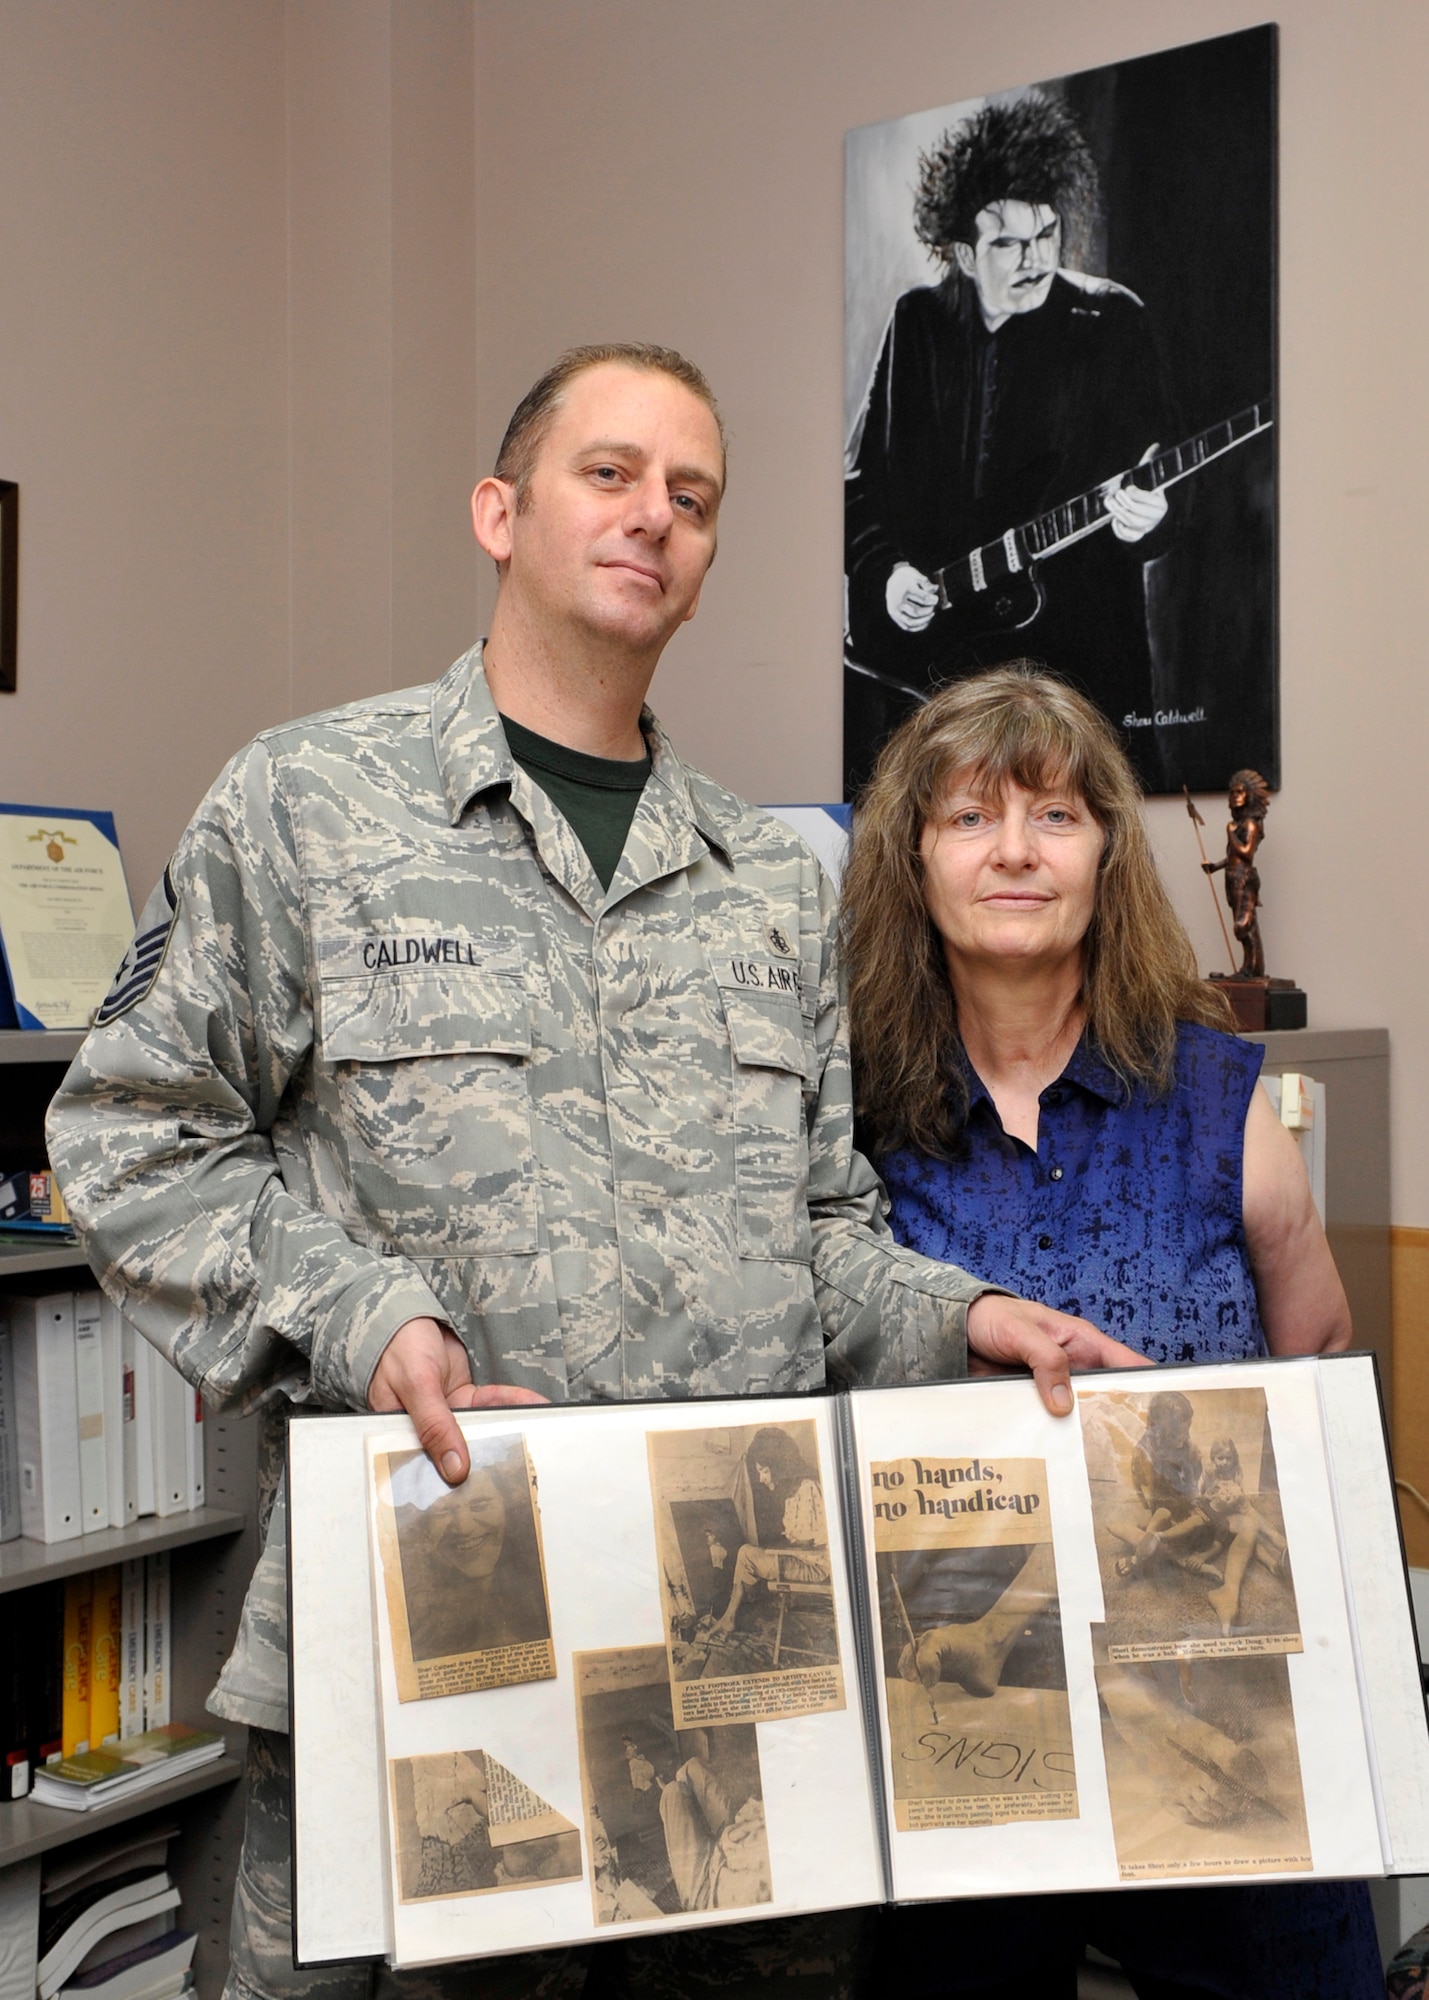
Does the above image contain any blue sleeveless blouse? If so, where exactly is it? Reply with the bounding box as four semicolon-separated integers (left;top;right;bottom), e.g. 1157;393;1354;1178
881;1020;1268;1363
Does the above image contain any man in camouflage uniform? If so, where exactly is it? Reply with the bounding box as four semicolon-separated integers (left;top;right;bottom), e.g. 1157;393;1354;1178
48;345;1132;2000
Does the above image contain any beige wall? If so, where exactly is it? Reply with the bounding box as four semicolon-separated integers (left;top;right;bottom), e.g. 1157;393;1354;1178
287;0;477;721
0;0;477;909
1;0;1425;1244
473;0;1429;1238
0;0;290;908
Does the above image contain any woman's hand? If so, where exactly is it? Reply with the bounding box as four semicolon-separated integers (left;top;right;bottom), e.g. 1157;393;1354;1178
1242;1084;1352;1354
966;1295;1152;1416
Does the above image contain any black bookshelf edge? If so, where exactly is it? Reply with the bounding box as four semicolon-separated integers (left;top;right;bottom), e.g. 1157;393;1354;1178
0;1508;246;1595
0;1755;243;1867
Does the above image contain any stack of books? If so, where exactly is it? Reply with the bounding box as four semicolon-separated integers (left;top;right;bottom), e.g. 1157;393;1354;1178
0;1291;205;1546
36;1823;196;2000
33;1724;225;1816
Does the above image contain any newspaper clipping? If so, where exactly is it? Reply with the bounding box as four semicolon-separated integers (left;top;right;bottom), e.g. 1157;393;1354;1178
1094;1648;1312;1878
871;1455;1076;1830
390;1749;582;1903
1079;1387;1301;1662
574;1645;772;1925
372;1433;557;1701
648;1422;845;1728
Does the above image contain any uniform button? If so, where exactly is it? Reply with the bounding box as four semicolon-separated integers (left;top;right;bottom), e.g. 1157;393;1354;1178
1049;1166;1064;1181
1038;1234;1053;1250
1045;1088;1064;1106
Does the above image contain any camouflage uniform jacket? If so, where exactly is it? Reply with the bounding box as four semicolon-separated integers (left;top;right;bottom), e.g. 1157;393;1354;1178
46;645;988;1729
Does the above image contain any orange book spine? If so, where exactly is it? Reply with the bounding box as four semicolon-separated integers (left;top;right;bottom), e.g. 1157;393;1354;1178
89;1565;122;1746
61;1572;93;1757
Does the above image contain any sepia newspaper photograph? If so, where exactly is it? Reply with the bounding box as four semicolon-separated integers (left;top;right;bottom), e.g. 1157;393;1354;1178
574;1646;772;1925
871;1456;1076;1830
372;1433;557;1701
1079;1387;1301;1662
390;1749;582;1903
648;1422;845;1728
1094;1648;1312;1878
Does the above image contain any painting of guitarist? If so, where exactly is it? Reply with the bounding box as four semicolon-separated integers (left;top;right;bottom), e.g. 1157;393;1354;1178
844;26;1276;797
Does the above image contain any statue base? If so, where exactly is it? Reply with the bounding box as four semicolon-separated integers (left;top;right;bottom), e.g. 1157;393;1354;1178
1207;974;1307;1033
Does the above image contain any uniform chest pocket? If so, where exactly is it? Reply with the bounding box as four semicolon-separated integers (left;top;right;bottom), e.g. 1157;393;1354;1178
319;966;538;1259
718;985;814;1264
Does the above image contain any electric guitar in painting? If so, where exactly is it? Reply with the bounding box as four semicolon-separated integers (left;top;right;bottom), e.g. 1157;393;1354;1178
846;400;1273;697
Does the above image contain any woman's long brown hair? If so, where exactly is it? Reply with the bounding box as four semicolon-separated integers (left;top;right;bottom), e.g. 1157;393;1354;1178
842;666;1231;1161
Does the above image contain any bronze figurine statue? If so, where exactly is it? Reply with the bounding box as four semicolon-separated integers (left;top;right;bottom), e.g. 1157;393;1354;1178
1202;769;1269;979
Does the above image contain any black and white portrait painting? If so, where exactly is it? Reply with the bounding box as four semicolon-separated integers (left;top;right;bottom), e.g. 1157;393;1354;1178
844;25;1277;797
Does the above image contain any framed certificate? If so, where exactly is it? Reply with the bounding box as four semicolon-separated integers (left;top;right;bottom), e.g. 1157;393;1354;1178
0;804;133;1028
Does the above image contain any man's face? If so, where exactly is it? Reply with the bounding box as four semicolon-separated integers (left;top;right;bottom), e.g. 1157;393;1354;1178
954;201;1061;330
485;363;723;661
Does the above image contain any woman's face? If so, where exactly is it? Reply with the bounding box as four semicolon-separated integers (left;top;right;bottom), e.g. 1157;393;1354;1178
429;1468;507;1580
919;772;1105;983
1146;1395;1193;1444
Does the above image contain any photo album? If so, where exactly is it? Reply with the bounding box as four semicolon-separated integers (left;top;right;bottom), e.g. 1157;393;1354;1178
288;1353;1429;1970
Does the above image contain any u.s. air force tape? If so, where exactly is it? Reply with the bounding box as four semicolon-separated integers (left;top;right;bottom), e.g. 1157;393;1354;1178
94;867;178;1027
713;953;803;998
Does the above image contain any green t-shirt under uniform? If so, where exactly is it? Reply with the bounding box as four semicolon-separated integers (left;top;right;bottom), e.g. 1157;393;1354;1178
500;714;651;893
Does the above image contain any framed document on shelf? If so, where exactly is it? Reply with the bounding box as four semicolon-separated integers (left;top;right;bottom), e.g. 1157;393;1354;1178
0;803;132;1028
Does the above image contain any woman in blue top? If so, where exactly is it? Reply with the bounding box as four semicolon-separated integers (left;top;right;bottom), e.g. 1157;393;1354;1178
843;667;1377;2000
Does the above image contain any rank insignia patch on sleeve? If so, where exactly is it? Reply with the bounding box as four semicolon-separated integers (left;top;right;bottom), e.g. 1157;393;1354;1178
94;867;179;1027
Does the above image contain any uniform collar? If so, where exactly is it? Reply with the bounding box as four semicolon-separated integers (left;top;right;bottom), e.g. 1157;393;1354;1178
429;642;732;880
958;1030;1128;1111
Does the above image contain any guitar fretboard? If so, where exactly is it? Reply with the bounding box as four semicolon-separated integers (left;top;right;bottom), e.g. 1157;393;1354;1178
940;400;1273;601
1025;402;1272;561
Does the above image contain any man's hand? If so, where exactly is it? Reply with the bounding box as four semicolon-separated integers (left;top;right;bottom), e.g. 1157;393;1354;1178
367;1316;547;1484
885;561;940;633
1104;446;1168;543
965;1294;1152;1417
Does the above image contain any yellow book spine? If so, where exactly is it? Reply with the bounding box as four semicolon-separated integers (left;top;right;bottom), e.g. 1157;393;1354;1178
61;1573;93;1758
89;1565;122;1747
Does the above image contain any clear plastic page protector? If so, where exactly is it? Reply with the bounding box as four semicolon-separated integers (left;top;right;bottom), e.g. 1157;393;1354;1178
288;1412;392;1965
365;1398;882;1968
1317;1352;1429;1874
846;1361;1383;1903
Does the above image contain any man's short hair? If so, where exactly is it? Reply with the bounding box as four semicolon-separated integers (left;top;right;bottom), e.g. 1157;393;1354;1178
494;343;727;507
914;94;1101;266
